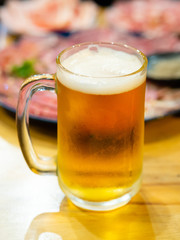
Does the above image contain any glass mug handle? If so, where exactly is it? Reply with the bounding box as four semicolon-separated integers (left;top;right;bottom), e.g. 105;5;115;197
16;74;56;174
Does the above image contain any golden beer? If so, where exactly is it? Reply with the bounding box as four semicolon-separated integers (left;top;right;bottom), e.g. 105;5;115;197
57;80;146;202
55;43;147;209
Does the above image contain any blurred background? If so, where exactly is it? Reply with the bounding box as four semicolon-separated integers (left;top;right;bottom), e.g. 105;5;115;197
0;0;180;122
0;2;180;239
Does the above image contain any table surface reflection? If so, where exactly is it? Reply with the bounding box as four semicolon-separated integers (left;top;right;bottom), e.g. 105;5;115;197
0;107;180;240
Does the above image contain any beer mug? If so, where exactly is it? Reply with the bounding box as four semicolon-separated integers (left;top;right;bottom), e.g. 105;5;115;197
16;42;147;211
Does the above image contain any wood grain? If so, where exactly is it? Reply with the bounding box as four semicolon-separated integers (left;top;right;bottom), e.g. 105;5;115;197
0;107;180;240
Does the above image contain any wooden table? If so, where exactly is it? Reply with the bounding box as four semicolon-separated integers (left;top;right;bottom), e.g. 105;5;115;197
0;106;180;240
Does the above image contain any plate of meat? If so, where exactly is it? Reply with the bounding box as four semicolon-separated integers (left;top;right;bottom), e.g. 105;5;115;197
105;0;180;37
0;29;180;123
0;0;98;35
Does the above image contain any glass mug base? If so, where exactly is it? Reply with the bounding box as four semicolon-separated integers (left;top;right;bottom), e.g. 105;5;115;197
58;177;142;211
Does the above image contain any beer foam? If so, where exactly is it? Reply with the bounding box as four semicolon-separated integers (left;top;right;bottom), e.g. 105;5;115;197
57;46;146;94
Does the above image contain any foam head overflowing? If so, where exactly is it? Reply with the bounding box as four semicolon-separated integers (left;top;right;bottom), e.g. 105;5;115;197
57;45;146;94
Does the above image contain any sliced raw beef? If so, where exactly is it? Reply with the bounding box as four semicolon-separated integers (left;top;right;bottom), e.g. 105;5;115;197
106;0;180;37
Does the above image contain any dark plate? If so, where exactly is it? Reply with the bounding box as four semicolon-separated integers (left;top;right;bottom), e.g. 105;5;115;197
1;96;180;124
147;52;180;87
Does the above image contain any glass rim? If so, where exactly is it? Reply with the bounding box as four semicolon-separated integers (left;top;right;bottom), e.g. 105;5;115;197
56;41;148;79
